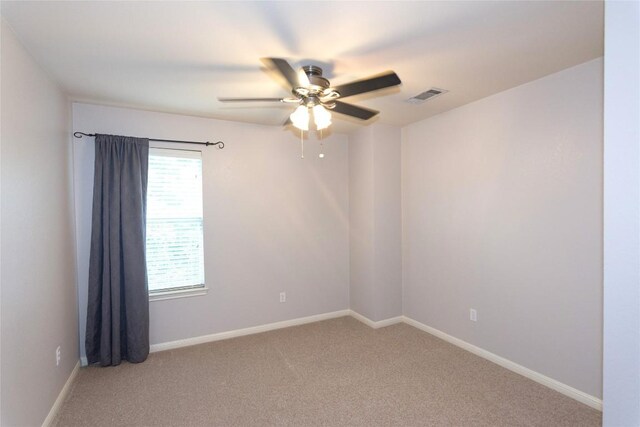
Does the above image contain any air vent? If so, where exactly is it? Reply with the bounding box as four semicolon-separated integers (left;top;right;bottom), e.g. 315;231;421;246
406;88;448;104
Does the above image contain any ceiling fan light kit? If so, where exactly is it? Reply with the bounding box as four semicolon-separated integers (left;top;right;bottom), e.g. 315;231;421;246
290;105;310;131
312;104;332;130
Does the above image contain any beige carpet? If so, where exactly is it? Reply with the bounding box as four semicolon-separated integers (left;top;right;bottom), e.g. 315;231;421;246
54;317;601;426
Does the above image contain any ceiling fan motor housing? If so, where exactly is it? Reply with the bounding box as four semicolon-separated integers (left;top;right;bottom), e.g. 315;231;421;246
301;65;330;90
294;65;340;107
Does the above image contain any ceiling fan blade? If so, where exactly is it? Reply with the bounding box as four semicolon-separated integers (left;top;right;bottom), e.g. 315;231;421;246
331;101;379;120
333;71;401;98
218;97;284;102
297;69;310;87
261;57;300;89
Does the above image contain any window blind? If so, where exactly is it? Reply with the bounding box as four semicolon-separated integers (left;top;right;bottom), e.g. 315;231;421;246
146;148;205;292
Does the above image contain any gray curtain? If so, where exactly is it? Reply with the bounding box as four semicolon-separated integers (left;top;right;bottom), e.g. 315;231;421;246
86;134;150;366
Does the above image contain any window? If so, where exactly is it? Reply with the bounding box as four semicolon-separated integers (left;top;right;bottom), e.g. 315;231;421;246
146;148;206;299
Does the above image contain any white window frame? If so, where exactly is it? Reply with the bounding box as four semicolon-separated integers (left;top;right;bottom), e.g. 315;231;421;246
146;146;208;302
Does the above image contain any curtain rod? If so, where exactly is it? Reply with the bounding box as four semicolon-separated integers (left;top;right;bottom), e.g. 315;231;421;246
73;132;225;149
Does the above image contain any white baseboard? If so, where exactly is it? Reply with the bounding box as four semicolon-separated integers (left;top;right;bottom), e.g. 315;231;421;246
349;310;403;329
402;316;602;411
42;361;80;427
150;309;351;353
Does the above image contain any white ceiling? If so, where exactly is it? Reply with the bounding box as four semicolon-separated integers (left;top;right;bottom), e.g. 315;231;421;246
1;1;603;134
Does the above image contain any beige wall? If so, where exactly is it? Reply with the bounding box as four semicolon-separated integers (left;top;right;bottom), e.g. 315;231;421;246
349;124;402;322
72;103;350;361
402;58;603;398
1;20;78;426
349;128;375;319
372;124;402;321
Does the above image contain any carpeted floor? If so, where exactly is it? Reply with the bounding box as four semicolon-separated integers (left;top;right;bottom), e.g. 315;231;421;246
54;316;601;426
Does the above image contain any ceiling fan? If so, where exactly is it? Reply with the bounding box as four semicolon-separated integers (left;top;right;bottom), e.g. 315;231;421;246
218;58;401;131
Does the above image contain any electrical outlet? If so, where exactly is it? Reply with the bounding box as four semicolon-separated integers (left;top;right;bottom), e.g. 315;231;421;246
279;292;286;303
56;346;61;366
470;309;478;322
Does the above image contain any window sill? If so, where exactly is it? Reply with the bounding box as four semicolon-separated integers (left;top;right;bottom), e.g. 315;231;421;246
149;286;209;302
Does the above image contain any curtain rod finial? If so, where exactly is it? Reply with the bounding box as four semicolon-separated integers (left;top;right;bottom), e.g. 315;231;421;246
74;131;94;139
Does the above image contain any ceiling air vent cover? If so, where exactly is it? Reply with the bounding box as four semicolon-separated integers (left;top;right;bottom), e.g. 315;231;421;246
406;88;448;104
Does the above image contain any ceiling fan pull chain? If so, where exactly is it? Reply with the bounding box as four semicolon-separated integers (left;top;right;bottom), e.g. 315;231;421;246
319;129;325;159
